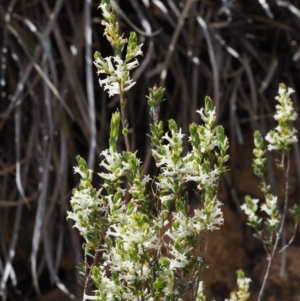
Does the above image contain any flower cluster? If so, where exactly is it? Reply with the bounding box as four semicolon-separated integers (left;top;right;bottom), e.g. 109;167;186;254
240;196;261;230
241;193;280;243
94;55;137;97
260;194;280;232
226;270;251;301
265;84;298;153
94;0;142;97
67;157;103;245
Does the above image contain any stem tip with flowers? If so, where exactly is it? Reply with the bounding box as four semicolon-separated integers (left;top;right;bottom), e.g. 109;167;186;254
94;0;143;151
241;84;300;301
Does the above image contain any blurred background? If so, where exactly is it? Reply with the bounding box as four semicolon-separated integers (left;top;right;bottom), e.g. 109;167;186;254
0;0;300;300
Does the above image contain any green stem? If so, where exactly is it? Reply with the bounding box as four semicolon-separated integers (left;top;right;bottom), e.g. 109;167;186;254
119;81;130;152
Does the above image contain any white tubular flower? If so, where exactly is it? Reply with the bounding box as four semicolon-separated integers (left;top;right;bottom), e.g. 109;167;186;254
160;194;175;204
100;79;120;97
157;177;174;191
196;107;216;125
105;193;126;221
240;198;259;216
261;194;280;230
126;58;140;70
200;129;218;153
265;132;280;151
162;129;185;147
100;148;123;170
193;200;224;232
277;85;294;101
99;148;128;181
95;55;139;97
286;128;298;144
267;217;280;229
186;165;220;189
169;246;190;269
141;174;151;186
274;102;298;121
98;3;110;19
165;212;194;241
67;211;88;236
73;166;91;179
153;147;172;168
261;195;277;216
237;276;251;291
241;197;261;226
240;208;259;225
265;129;298;151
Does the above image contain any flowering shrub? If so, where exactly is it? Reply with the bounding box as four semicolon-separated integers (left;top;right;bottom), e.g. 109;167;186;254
68;1;299;301
67;1;236;300
241;84;300;301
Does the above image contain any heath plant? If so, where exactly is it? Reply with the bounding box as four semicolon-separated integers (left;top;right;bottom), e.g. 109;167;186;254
67;1;300;301
66;1;249;300
68;1;300;300
241;84;300;301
